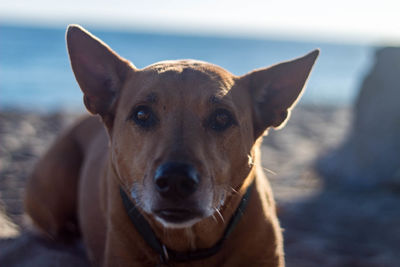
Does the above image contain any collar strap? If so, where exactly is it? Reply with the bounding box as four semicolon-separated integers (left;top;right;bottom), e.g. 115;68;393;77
119;180;255;264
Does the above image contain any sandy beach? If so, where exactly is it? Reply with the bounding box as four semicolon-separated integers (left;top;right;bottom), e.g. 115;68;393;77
1;105;399;266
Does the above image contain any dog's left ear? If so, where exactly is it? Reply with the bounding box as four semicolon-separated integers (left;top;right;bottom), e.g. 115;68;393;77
240;49;319;138
66;24;134;128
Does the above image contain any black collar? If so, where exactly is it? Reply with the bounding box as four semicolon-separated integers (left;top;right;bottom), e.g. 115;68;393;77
119;181;255;265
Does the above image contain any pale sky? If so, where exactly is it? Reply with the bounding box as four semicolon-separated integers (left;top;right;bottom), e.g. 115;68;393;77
1;0;399;43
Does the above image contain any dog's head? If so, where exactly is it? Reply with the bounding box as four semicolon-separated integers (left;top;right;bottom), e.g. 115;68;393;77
67;25;318;228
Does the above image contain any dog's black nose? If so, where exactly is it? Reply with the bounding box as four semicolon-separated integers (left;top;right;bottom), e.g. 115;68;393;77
154;162;199;199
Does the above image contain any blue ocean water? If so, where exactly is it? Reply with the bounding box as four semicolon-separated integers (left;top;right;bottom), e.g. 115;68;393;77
0;24;373;111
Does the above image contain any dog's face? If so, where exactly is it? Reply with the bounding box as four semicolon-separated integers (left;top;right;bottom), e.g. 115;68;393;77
67;25;318;228
112;61;256;227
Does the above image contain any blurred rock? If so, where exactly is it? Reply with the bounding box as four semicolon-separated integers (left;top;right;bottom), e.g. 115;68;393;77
318;47;400;189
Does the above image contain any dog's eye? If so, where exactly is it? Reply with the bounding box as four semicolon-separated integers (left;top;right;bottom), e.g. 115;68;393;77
131;105;158;128
207;109;235;132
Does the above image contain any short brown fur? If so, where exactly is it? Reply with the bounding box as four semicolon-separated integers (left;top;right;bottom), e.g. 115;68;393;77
24;25;319;266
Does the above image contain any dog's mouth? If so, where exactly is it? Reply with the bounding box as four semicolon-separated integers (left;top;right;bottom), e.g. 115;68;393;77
153;208;203;225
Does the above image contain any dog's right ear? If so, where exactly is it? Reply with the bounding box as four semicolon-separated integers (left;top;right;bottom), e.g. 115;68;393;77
239;49;319;139
66;25;134;127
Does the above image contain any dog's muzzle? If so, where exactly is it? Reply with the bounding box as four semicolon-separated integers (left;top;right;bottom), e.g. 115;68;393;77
153;162;202;223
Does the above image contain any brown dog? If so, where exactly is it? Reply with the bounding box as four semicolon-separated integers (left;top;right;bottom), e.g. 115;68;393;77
24;25;318;266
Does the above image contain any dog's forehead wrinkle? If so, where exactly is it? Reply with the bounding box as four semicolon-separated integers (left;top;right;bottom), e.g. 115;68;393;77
145;92;157;103
209;94;236;109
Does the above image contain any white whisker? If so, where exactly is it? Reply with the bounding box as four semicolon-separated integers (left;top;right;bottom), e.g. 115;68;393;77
230;186;238;194
214;208;225;224
248;153;277;176
263;167;277;175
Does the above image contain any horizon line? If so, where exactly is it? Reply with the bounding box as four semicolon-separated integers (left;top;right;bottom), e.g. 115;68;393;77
1;17;399;47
